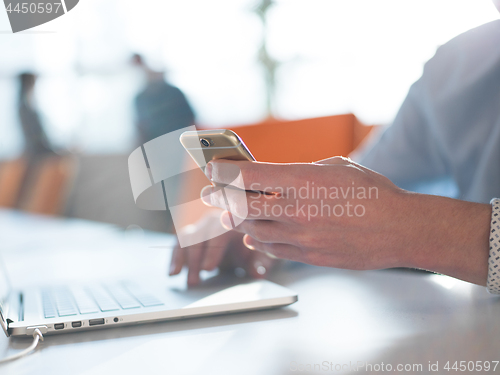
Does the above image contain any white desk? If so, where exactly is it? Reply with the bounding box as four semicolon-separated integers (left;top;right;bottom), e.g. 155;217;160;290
1;210;499;375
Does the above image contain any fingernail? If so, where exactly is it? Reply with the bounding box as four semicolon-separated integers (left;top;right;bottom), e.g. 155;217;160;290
169;262;176;275
220;212;232;229
201;254;213;271
201;259;211;271
243;235;255;250
200;186;213;206
205;162;213;180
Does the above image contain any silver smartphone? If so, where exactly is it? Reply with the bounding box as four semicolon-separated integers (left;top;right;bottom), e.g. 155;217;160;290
180;129;255;172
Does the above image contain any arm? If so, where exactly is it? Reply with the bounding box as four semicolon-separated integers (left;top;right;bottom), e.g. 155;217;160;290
203;158;491;286
397;192;490;286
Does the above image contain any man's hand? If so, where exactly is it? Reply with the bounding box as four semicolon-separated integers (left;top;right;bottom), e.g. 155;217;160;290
201;157;491;286
169;211;277;286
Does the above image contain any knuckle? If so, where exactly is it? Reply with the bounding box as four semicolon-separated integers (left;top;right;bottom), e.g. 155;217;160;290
248;221;274;243
231;199;248;219
293;232;315;248
248;225;266;243
268;244;286;259
241;168;256;184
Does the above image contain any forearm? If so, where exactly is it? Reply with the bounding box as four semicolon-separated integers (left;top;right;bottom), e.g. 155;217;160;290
400;192;491;286
205;158;493;287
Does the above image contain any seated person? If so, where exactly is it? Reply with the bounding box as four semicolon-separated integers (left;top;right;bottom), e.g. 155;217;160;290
170;8;500;293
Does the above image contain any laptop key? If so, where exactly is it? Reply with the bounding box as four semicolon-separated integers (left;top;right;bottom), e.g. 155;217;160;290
42;288;80;317
120;302;141;309
43;309;57;318
42;293;57;318
51;288;79;317
104;285;140;309
71;288;100;314
78;306;100;314
98;304;120;312
122;284;164;307
58;309;78;316
86;287;121;312
135;296;164;307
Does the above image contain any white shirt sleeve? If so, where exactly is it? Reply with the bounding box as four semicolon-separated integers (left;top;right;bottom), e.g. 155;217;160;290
352;20;500;203
352;64;449;190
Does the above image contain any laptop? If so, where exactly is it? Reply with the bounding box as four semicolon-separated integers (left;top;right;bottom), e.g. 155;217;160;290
0;256;297;337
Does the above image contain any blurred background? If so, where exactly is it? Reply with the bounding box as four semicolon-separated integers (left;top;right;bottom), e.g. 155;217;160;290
0;0;498;232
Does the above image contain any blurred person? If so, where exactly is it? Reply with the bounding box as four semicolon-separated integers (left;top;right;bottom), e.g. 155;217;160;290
132;53;195;144
17;72;55;157
170;5;500;289
15;72;58;207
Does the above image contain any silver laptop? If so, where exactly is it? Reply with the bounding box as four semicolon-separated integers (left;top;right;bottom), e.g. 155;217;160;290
0;257;297;337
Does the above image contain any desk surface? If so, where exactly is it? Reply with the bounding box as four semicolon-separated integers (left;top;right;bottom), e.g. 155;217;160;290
0;210;499;375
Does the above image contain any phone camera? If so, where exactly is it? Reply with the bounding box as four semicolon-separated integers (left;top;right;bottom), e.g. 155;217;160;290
200;138;211;147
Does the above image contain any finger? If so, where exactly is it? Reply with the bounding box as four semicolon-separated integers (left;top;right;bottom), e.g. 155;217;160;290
315;156;374;174
314;156;380;184
243;234;303;262
200;185;215;207
314;156;351;165
203;186;290;221
200;232;231;271
222;213;294;244
186;242;205;286
207;159;297;193
169;244;185;276
246;250;278;279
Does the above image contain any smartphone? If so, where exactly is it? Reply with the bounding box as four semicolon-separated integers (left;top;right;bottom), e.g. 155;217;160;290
180;129;255;172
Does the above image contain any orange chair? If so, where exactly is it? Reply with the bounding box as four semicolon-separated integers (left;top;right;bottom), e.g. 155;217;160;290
176;113;377;229
21;155;75;216
0;155;74;216
229;113;374;163
0;158;28;208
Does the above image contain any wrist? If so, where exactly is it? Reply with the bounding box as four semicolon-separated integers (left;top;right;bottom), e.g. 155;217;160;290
397;192;491;285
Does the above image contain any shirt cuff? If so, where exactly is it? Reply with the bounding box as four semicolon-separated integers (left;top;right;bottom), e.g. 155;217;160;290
487;198;500;294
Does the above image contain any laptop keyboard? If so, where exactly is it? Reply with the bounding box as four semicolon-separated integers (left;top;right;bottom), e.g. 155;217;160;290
41;284;164;318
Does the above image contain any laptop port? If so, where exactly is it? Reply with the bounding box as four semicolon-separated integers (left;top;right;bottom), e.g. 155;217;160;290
89;318;105;326
72;321;82;328
54;323;64;330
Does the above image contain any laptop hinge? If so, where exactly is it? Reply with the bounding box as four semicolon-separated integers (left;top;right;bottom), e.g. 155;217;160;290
0;309;11;337
0;292;24;337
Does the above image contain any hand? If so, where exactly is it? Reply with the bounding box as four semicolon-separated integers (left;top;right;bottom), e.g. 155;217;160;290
169;210;278;286
202;157;491;285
